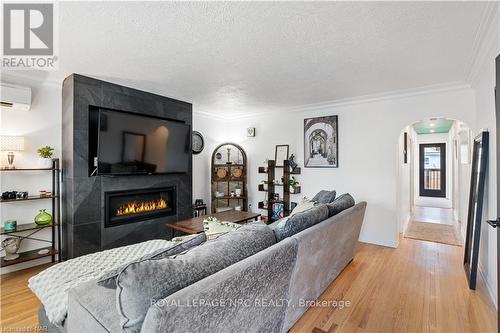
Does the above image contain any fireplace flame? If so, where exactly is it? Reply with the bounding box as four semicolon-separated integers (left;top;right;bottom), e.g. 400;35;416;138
116;197;168;216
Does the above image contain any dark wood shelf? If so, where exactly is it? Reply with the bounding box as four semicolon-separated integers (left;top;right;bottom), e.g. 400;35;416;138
1;222;58;235
1;247;58;267
212;177;244;182
211;144;248;213
213;164;244;167
258;159;301;223
0;167;59;172
0;195;58;203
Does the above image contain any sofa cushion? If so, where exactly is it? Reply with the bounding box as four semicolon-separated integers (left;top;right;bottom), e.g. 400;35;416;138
97;232;206;289
312;190;337;204
326;193;355;217
273;204;329;242
115;221;276;333
68;279;122;333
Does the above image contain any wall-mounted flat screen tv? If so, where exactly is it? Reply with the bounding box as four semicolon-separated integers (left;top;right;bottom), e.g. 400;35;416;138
96;108;191;175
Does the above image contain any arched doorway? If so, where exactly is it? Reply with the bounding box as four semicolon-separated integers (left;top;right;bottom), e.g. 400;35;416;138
396;117;472;243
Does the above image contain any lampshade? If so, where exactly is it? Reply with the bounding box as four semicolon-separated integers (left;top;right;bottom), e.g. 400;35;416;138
0;136;25;151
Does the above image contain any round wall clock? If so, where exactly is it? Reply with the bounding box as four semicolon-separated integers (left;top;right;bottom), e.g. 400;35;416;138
192;131;204;154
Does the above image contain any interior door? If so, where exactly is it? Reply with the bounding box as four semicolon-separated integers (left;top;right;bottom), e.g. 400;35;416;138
419;143;446;197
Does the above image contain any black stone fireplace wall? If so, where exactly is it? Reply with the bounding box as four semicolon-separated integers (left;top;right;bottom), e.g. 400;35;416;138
62;74;192;260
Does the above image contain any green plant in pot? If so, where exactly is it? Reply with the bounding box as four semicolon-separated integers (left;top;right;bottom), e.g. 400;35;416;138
289;176;299;194
37;146;54;168
35;209;53;225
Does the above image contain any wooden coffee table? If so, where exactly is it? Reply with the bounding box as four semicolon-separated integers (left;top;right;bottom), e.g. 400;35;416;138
167;211;261;235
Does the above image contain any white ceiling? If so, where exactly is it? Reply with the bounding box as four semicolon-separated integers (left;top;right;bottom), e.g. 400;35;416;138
3;1;490;118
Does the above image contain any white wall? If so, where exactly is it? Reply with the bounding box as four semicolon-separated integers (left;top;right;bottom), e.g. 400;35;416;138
396;126;413;233
0;75;62;273
448;120;472;234
192;114;227;206
194;86;476;248
470;20;499;307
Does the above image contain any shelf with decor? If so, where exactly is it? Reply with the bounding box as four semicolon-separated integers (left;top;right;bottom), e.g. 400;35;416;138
211;143;248;213
0;195;58;203
0;159;61;268
257;159;301;224
1;222;58;235
0;167;59;172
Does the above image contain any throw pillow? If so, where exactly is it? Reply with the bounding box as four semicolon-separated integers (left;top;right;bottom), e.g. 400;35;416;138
273;204;329;241
203;217;241;239
115;221;276;333
97;233;206;289
290;200;315;216
326;193;355;217
311;190;337;204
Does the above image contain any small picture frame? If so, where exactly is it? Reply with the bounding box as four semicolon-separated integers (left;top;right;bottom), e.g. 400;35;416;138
275;144;289;167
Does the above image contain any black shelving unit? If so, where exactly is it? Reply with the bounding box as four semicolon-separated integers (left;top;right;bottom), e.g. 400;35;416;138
0;159;61;267
258;159;301;224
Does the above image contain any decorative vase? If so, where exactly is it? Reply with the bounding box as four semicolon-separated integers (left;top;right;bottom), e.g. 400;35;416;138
34;209;52;225
3;220;17;232
38;158;53;168
2;237;21;261
290;186;295;194
235;188;242;196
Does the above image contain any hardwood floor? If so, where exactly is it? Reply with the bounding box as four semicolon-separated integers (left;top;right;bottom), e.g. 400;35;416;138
413;206;455;225
292;237;497;333
0;238;496;333
1;263;51;331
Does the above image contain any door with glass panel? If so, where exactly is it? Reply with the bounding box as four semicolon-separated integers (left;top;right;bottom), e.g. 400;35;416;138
419;143;446;197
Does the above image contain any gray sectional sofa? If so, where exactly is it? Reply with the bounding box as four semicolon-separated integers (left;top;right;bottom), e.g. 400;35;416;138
43;201;366;333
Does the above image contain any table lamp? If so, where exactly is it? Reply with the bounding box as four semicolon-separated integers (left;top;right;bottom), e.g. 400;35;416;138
0;136;25;169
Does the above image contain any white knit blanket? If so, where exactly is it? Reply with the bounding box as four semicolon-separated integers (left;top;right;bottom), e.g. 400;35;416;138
28;239;173;326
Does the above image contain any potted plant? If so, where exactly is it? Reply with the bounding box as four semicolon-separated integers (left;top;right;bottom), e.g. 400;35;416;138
37;146;54;168
289;176;299;194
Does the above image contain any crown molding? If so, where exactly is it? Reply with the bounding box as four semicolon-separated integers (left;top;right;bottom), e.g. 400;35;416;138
193;109;230;122
212;81;471;121
466;2;500;86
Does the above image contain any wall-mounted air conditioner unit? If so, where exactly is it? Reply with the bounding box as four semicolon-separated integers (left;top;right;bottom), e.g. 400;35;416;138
0;83;32;111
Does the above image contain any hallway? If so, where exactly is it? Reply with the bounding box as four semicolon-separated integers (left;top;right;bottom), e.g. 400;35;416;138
405;206;462;246
412;206;455;225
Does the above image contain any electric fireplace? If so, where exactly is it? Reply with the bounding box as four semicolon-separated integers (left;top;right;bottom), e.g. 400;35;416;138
104;187;176;228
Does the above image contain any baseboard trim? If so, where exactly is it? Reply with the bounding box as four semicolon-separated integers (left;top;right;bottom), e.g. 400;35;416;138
358;236;398;249
478;262;497;310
